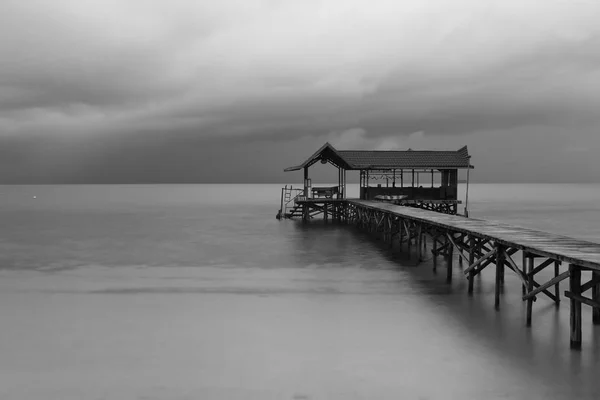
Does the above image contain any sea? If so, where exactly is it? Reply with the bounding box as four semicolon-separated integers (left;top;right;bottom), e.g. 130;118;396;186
0;183;599;400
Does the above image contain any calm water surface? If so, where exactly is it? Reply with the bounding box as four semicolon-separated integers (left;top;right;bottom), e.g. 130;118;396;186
0;183;599;399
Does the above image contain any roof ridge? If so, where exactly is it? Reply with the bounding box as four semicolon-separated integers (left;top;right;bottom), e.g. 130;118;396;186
285;143;473;171
337;149;462;152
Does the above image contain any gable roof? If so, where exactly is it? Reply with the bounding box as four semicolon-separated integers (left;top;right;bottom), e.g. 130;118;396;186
284;143;472;171
284;142;352;172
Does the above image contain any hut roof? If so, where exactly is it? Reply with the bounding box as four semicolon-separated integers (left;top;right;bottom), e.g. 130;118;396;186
284;143;473;172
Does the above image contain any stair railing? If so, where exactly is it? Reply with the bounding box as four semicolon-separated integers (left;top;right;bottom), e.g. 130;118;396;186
279;185;304;218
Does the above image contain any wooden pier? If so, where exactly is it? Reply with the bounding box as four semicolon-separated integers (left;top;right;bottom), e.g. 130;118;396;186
279;142;600;349
282;197;600;349
344;199;600;349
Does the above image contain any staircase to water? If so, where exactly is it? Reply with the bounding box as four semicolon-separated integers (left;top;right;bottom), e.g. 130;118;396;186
276;185;304;219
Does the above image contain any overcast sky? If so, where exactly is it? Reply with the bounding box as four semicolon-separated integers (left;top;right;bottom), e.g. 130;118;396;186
1;0;599;183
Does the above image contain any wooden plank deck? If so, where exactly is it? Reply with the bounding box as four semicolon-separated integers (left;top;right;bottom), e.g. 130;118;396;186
349;199;600;270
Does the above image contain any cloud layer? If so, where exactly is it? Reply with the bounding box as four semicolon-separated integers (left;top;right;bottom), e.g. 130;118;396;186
1;0;599;182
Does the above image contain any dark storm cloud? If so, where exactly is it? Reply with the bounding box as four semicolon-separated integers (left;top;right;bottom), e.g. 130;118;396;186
1;0;600;182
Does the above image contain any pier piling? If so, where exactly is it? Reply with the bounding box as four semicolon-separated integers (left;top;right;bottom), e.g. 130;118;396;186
495;244;506;310
569;264;582;349
432;234;438;272
468;237;475;294
593;271;600;325
446;235;453;283
526;253;534;326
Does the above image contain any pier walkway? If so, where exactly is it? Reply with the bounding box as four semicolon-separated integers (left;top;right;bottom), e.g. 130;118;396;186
343;199;600;350
350;200;600;269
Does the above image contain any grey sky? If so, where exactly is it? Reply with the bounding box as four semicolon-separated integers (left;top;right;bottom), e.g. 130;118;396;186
1;0;599;183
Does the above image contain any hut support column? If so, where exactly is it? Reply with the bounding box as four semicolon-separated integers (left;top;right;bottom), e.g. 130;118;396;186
495;244;506;310
569;264;582;349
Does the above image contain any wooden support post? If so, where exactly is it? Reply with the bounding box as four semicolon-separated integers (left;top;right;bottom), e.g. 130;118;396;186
468;237;475;295
522;251;527;295
446;235;453;283
399;219;403;253
495;244;506;310
526;253;534;327
446;233;469;265
407;222;412;257
417;224;423;262
457;235;463;269
303;167;309;222
554;261;560;306
432;234;437;272
499;250;505;285
279;186;285;219
569;264;582;350
593;270;600;325
504;251;530;290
